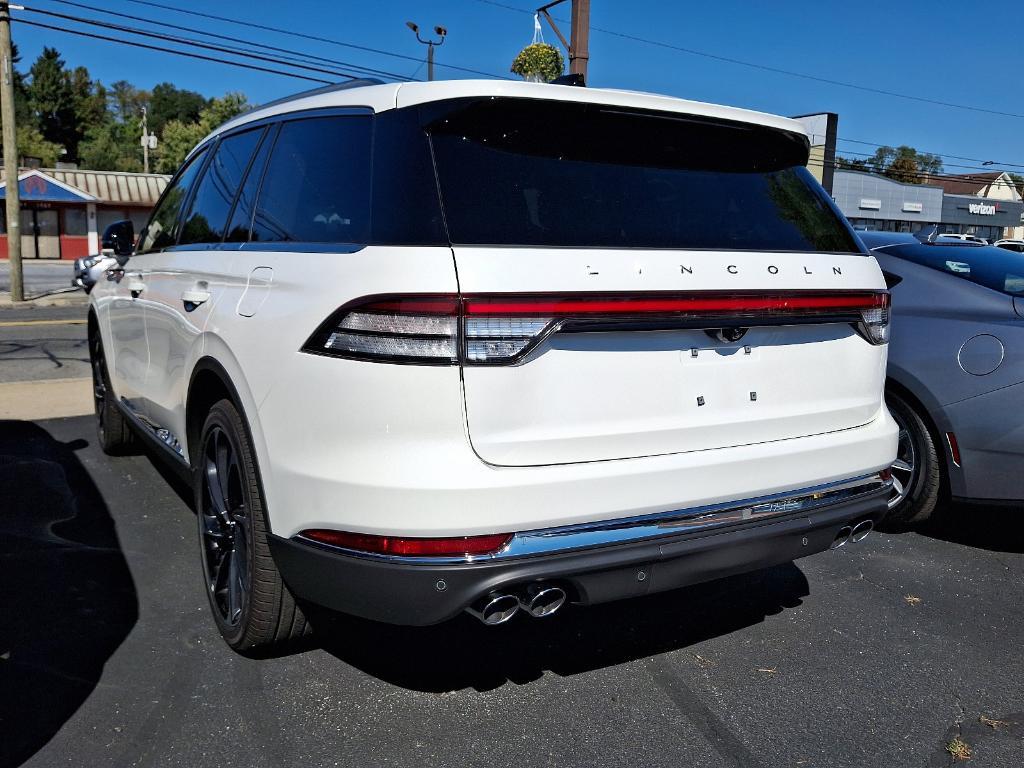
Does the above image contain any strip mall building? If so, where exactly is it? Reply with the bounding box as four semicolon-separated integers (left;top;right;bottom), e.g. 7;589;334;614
833;169;1024;241
0;168;169;260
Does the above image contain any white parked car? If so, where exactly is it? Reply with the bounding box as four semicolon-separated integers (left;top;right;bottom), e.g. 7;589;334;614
88;79;897;652
993;239;1024;253
936;233;989;245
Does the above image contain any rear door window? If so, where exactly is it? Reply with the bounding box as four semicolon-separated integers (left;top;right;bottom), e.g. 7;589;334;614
137;147;208;254
178;127;265;246
251;115;371;244
427;98;859;253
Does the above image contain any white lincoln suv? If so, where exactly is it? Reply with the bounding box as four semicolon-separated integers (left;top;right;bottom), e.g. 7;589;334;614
88;79;897;652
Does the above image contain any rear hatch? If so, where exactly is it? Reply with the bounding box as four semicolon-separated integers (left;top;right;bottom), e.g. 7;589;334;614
426;97;889;466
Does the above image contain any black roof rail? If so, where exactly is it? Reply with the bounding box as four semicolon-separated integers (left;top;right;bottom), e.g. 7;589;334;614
243;78;388;116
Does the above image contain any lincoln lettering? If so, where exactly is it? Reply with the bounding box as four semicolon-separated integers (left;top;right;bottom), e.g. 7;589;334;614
679;265;845;276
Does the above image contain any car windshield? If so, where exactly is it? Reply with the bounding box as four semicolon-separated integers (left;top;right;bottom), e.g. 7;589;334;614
426;98;860;253
881;242;1024;296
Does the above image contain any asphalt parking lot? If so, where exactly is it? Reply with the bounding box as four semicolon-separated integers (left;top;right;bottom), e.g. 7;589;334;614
1;310;1023;768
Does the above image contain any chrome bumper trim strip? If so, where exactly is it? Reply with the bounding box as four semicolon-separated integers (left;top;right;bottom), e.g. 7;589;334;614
293;471;892;565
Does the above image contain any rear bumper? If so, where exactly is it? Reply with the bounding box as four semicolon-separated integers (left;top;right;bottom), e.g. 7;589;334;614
269;474;890;626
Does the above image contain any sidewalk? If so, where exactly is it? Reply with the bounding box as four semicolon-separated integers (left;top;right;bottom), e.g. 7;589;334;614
0;377;93;420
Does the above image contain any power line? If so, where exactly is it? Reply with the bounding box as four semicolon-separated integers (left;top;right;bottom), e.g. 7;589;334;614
19;7;372;82
124;0;508;80
836;137;1024;171
37;0;416;82
12;18;332;84
470;0;1024;120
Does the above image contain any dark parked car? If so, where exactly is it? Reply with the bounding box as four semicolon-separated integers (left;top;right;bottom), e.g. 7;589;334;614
860;230;1024;525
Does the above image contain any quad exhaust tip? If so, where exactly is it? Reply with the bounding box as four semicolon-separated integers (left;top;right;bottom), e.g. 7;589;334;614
521;585;567;618
465;584;568;625
830;526;853;549
830;519;875;550
851;519;873;543
466;593;520;625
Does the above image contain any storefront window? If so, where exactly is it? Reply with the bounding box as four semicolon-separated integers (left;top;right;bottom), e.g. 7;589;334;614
63;208;88;236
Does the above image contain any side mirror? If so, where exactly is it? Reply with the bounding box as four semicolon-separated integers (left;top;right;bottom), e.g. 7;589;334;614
102;220;134;264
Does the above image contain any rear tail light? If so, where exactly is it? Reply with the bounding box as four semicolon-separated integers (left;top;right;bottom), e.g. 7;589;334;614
303;291;891;365
299;529;513;558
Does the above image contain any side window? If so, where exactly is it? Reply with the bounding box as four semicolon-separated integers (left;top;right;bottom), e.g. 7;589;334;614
178;128;264;246
137;148;208;254
225;125;275;243
251;115;371;244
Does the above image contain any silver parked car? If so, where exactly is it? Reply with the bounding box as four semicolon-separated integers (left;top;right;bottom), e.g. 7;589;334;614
860;230;1024;525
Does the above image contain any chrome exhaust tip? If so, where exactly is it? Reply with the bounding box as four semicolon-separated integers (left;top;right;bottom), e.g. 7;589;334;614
521;584;567;618
830;525;853;549
851;519;873;543
465;593;520;625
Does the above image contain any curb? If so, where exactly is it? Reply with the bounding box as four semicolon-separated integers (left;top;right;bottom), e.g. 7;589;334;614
0;291;88;308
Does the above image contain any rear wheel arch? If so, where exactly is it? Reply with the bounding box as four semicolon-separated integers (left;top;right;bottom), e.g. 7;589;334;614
884;376;949;477
186;358;254;467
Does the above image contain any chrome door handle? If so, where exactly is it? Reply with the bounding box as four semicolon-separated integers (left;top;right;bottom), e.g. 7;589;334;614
181;289;211;307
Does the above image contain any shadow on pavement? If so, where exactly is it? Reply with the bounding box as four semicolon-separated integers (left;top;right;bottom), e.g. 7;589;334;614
0;420;138;768
314;562;809;693
919;501;1024;554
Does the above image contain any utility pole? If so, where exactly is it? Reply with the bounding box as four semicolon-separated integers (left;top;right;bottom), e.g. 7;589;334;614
139;106;157;174
0;1;22;302
405;21;447;81
538;0;590;83
141;106;149;174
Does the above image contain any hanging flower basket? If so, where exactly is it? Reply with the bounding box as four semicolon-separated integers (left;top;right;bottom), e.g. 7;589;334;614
511;43;564;83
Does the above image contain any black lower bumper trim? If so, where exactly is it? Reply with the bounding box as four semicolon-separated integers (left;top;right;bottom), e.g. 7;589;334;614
268;487;888;626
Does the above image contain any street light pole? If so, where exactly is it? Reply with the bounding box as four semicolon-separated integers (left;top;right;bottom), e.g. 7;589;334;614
0;0;23;302
405;21;447;82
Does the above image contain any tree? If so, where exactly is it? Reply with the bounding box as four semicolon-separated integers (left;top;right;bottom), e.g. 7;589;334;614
1008;173;1024;201
108;80;149;124
27;47;76;159
155;92;248;173
0;125;62;167
79;122;144;172
148;82;207;135
857;145;944;184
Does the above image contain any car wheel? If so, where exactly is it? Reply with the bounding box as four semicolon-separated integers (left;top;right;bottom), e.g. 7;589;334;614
884;391;941;527
195;399;310;653
89;329;135;455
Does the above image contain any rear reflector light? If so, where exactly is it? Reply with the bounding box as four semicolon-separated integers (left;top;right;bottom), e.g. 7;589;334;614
300;529;513;558
303;291;891;365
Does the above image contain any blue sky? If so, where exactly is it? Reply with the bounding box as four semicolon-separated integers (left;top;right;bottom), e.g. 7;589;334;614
13;0;1024;174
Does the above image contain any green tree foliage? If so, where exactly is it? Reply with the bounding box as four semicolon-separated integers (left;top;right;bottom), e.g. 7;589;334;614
836;145;943;185
155;93;248;173
2;47;250;173
148;82;207;135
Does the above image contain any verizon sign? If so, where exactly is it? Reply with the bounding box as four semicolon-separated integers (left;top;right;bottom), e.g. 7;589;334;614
967;202;998;216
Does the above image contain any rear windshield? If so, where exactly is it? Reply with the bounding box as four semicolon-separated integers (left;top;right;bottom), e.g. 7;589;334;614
883;243;1024;296
426;98;859;253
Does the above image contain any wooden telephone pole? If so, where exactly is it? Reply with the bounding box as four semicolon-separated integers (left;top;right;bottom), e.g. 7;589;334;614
0;1;22;302
537;0;590;82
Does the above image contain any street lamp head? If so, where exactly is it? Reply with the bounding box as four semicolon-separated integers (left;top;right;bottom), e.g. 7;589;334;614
434;25;447;36
405;21;419;33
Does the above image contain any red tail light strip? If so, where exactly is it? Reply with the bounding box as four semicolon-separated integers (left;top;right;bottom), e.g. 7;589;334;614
464;292;888;316
302;290;890;365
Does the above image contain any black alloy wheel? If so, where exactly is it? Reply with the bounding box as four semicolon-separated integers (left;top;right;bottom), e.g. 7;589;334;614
199;424;251;629
194;399;309;652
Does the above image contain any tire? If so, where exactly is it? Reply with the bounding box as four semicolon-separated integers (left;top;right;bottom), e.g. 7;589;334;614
89;328;135;455
195;398;310;653
884;390;941;527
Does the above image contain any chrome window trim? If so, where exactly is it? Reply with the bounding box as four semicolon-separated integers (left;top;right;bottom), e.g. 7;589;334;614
293;471;892;565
